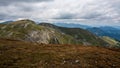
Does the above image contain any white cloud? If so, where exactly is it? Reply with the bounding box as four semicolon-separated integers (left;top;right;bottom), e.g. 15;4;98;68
0;0;120;26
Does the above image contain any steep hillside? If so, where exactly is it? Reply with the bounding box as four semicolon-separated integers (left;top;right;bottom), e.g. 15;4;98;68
87;27;107;36
0;19;109;46
0;24;5;27
0;39;120;68
39;23;108;46
0;20;76;44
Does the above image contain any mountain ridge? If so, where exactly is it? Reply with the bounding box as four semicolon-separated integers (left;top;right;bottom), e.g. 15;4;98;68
0;19;110;47
39;23;109;46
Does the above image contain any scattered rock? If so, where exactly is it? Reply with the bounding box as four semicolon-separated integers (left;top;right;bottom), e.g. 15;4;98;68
75;60;80;63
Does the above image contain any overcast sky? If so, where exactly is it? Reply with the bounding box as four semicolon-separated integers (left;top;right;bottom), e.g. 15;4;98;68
0;0;120;26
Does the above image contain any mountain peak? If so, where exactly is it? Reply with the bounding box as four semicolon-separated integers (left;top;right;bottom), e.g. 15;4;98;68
10;19;35;25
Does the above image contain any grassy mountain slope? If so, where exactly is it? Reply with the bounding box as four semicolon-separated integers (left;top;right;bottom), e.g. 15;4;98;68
39;23;108;46
0;19;43;40
101;36;120;48
0;20;109;46
0;20;76;44
0;39;120;68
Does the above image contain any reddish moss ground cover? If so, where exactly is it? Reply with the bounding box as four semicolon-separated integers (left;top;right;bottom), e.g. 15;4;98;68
0;39;120;68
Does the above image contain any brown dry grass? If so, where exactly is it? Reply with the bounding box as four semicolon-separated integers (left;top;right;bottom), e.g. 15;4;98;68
0;39;120;68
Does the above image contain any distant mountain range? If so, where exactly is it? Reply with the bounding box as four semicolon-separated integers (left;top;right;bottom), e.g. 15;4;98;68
47;23;120;41
0;19;110;47
0;20;120;47
87;26;120;41
114;26;120;29
53;23;90;29
0;21;14;24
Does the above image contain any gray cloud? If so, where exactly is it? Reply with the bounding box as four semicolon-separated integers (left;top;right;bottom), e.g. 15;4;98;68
0;0;53;6
79;12;102;19
54;13;76;19
0;0;120;26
